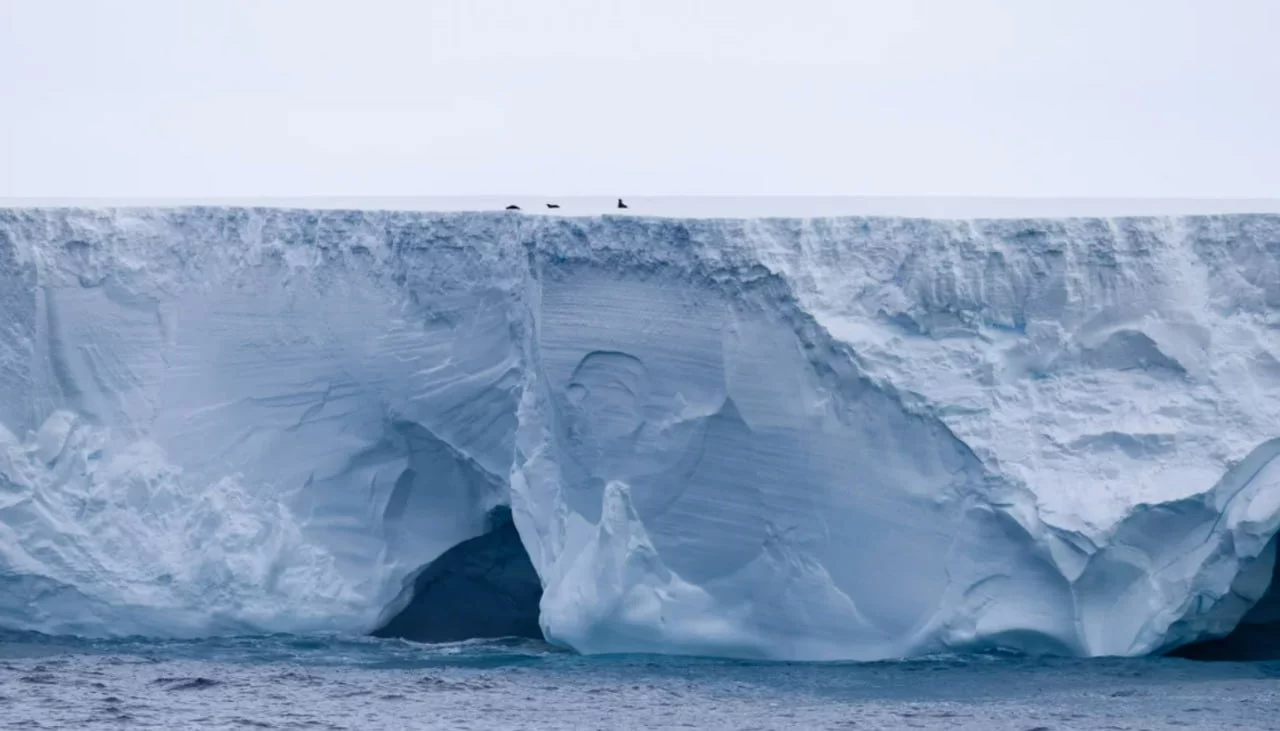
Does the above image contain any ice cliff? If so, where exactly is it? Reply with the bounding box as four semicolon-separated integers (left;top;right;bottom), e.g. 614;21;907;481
1;207;1280;660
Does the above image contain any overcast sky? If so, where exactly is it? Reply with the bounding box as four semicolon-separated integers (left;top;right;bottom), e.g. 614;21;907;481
1;0;1276;198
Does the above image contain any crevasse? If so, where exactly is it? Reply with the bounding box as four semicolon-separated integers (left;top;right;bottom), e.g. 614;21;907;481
1;207;1279;660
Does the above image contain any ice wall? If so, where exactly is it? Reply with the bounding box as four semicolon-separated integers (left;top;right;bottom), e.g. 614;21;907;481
1;207;1279;660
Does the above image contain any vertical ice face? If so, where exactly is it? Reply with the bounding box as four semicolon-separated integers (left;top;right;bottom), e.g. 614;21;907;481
510;215;1280;660
515;259;994;658
0;209;527;635
1;208;1279;660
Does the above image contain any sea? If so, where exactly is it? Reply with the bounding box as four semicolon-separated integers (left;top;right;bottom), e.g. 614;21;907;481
1;632;1277;730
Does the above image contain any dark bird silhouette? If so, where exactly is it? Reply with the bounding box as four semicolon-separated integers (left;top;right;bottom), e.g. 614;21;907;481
546;203;560;209
617;198;628;209
505;204;521;211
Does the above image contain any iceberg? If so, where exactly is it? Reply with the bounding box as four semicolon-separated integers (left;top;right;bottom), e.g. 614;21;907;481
1;207;1279;660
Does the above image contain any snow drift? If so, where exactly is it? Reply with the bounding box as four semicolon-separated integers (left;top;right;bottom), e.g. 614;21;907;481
1;207;1279;660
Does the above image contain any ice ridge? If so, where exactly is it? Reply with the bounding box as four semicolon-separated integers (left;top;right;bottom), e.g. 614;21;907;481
1;207;1279;660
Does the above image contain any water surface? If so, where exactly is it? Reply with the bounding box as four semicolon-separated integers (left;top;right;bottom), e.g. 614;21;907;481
1;633;1277;730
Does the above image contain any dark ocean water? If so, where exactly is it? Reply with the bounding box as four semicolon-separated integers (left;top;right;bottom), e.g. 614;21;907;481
0;632;1278;730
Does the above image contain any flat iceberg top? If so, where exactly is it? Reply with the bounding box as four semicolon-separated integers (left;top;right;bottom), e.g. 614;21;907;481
4;196;1280;219
2;206;1280;661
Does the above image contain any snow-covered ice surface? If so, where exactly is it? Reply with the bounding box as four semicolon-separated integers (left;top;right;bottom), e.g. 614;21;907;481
7;196;1280;219
2;205;1280;661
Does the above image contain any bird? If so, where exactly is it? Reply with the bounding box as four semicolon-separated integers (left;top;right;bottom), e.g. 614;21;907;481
505;204;521;211
546;203;560;209
617;198;628;209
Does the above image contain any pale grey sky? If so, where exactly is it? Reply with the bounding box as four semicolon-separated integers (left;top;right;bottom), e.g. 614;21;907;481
1;0;1276;198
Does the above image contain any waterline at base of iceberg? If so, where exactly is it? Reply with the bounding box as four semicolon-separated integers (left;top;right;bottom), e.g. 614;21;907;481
2;632;1279;730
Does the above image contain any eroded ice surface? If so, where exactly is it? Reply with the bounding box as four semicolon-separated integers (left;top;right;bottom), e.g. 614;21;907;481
1;207;1279;660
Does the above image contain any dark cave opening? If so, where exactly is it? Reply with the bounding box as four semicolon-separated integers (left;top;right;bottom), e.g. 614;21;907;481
1168;539;1280;661
371;506;544;644
371;506;1280;657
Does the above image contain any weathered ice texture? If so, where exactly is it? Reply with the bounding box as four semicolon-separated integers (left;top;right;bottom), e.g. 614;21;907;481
1;207;1279;660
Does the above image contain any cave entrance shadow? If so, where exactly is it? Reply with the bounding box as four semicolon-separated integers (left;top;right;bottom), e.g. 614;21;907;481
1167;539;1280;662
371;506;543;644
